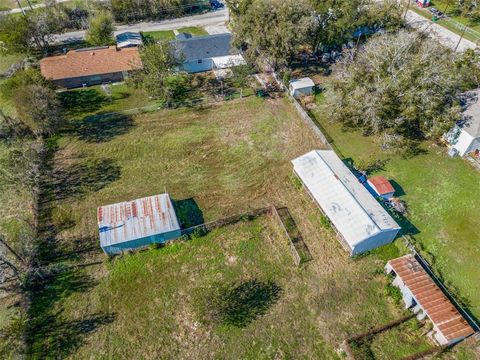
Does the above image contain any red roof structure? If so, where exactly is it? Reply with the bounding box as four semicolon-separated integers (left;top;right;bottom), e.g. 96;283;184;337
387;255;475;344
40;46;141;81
368;176;395;196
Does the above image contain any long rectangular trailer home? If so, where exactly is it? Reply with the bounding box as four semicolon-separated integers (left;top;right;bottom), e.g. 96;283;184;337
291;150;401;255
97;193;181;255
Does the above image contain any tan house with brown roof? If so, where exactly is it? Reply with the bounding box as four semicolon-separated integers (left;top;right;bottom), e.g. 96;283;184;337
40;46;142;89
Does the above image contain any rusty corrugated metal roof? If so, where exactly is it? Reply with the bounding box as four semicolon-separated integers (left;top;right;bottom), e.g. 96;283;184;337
388;255;475;342
97;194;180;247
368;176;395;195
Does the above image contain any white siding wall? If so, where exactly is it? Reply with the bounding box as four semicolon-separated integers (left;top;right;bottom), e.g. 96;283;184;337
182;58;214;73
453;130;475;156
350;228;400;255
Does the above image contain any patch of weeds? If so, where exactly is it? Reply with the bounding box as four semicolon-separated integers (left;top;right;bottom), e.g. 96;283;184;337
319;214;332;230
384;278;402;305
290;174;303;190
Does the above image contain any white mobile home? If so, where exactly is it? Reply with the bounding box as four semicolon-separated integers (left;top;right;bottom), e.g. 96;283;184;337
445;89;480;156
292;150;401;255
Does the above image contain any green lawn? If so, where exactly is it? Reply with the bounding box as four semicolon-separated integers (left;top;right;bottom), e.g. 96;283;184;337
312;93;480;322
59;84;158;119
177;26;209;36
350;318;433;360
142;26;208;42
141;30;176;41
26;96;423;358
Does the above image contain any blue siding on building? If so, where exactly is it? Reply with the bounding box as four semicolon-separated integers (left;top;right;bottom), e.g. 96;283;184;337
102;229;182;254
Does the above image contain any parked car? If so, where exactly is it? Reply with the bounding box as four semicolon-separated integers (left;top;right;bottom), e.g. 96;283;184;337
210;0;224;9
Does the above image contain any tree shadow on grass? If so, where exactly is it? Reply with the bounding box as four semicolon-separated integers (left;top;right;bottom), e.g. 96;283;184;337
48;158;121;201
68;113;135;143
26;268;114;358
59;89;110;118
209;279;282;327
173;198;204;229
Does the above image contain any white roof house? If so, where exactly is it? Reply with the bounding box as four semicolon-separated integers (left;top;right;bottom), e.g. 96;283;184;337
292;150;401;255
97;193;181;254
289;77;315;98
445;89;480;156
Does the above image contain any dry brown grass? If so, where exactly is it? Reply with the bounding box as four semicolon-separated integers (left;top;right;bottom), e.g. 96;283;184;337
28;96;415;359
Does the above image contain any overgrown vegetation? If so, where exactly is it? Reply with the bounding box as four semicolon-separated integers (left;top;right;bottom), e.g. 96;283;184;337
229;0;404;70
329;30;466;153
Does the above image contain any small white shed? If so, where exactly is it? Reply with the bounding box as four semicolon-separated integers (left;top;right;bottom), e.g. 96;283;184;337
292;150;401;255
445;89;480;156
289;77;315;98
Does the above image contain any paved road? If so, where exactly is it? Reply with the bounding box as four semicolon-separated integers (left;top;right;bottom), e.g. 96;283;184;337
1;0;71;15
54;8;229;43
405;10;476;52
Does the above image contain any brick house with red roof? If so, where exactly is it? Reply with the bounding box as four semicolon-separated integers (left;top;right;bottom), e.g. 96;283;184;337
40;46;142;89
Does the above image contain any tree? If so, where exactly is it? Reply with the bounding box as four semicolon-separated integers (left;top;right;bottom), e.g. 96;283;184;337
229;63;254;98
309;0;404;51
230;0;314;69
0;4;67;54
0;15;31;55
85;10;115;46
130;42;188;106
329;30;463;151
0;68;49;100
12;85;62;137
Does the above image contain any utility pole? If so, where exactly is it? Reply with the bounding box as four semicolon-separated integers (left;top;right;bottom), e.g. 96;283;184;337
404;0;410;20
455;26;467;52
14;0;26;16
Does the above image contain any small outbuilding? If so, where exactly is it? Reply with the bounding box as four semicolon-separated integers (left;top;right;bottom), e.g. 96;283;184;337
386;255;475;345
116;31;143;48
171;33;245;73
367;176;395;199
97;193;181;255
445;89;480;157
289;77;315;98
292;150;401;255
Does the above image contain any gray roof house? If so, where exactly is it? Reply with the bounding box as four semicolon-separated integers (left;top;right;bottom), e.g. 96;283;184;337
171;33;245;73
445;89;480;156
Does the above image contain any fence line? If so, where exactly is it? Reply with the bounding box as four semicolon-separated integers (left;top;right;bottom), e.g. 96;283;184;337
271;72;332;148
271;206;312;266
180;207;272;237
403;235;480;334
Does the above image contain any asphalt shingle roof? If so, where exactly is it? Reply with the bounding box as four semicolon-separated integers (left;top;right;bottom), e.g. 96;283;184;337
171;33;236;61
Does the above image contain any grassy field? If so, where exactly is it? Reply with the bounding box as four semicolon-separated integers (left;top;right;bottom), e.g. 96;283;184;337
143;26;208;42
350;318;433;360
24;95;429;358
312;92;480;323
177;26;209;36
142;30;176;41
59;83;158;119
